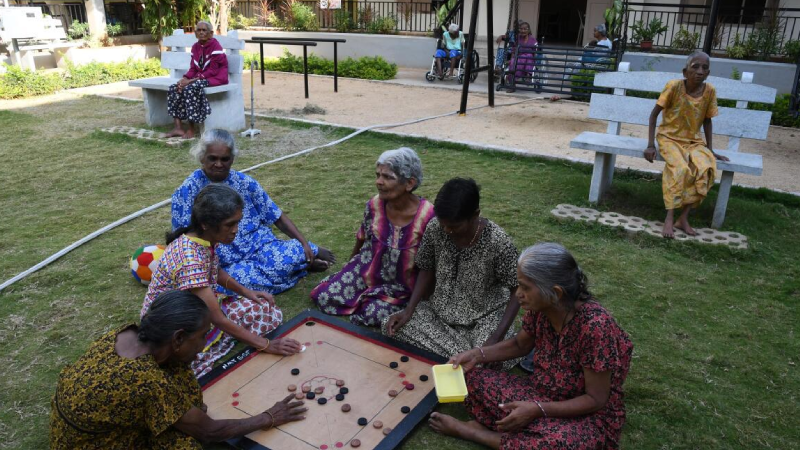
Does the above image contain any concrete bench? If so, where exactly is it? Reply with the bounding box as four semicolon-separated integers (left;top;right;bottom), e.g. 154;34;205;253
128;29;245;132
569;63;777;228
0;7;81;72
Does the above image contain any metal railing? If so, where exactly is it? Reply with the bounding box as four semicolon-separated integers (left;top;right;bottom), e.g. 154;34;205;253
495;44;620;99
624;2;800;56
233;0;449;33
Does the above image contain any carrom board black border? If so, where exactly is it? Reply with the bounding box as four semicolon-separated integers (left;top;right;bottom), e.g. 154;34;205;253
198;309;448;450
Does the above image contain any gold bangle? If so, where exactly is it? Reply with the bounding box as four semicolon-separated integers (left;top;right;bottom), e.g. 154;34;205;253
263;410;275;429
257;339;270;352
224;277;232;290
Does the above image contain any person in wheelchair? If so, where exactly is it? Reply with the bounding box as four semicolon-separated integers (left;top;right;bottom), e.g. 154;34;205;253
435;24;465;80
580;24;613;65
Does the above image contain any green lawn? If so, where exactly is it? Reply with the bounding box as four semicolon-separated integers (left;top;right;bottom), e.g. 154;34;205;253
0;96;798;449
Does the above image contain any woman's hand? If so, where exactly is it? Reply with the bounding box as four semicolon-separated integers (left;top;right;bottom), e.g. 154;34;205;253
644;146;657;163
496;35;505;44
496;401;539;432
264;394;307;427
385;311;411;337
714;153;730;162
302;243;315;266
448;348;481;373
264;338;303;356
245;289;275;308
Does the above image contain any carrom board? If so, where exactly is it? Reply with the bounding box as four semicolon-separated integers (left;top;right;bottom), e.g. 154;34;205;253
199;310;447;450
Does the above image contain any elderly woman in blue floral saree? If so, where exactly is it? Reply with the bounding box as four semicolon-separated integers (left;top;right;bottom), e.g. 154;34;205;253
171;129;335;295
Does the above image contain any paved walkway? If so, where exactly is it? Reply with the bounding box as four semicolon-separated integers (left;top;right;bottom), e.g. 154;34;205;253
74;69;800;196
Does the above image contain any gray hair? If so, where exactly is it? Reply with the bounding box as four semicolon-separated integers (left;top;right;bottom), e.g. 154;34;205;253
517;243;591;308
448;23;459;33
376;147;423;192
685;50;710;69
196;20;213;31
190;129;238;163
594;24;608;37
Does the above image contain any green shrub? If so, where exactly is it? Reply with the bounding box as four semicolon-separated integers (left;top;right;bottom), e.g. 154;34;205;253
782;39;800;61
268;1;318;31
229;13;257;30
366;14;397;34
334;9;355;33
726;33;757;60
0;59;167;99
749;94;800;128
241;50;397;80
0;64;63;98
570;68;601;100
68;20;90;40
670;26;700;54
106;23;124;37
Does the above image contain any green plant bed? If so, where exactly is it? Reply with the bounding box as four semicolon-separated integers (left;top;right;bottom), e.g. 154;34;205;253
1;97;799;449
243;50;397;80
0;59;167;99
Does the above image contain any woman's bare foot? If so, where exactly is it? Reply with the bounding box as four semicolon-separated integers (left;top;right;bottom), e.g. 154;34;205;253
675;217;698;236
165;128;184;138
317;247;336;265
308;258;330;272
429;413;500;449
183;128;196;139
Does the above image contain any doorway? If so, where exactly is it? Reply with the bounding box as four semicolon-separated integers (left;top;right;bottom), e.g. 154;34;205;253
536;0;586;45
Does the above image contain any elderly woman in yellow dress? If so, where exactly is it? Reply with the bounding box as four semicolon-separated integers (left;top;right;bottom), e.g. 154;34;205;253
52;290;307;449
644;51;729;238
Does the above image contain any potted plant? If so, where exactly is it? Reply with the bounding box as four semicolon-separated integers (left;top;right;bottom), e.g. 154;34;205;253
630;18;668;51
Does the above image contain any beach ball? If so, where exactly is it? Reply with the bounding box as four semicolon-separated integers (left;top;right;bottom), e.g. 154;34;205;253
130;244;165;285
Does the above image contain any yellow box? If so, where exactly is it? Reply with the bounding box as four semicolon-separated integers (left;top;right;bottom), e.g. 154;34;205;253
432;364;468;403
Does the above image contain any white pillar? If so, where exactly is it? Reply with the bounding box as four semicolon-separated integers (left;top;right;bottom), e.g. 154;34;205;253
84;0;107;37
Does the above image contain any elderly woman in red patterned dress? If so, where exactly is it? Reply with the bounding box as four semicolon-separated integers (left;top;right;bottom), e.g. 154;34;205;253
165;21;228;139
429;243;633;450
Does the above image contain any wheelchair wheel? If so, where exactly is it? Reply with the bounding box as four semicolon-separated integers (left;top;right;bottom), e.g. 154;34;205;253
469;51;480;82
425;71;436;82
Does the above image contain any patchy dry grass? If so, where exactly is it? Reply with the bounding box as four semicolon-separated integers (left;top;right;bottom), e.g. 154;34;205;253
0;95;799;450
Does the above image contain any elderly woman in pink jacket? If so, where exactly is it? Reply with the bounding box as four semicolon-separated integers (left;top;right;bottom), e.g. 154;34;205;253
166;21;229;139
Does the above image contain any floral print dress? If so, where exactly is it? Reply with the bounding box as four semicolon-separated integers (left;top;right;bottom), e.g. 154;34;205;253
172;169;320;295
311;195;435;327
464;301;633;449
142;234;283;378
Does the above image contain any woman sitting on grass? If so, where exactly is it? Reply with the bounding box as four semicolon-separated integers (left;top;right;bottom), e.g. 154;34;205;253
311;147;435;327
383;178;520;369
166;21;228;139
644;51;730;238
145;184;301;378
52;290;307;449
172;129;335;295
429;243;633;450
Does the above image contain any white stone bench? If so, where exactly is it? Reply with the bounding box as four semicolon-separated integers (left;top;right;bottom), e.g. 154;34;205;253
128;29;245;132
569;63;777;228
0;8;81;72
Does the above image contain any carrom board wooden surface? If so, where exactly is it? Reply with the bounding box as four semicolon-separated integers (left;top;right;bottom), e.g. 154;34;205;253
199;310;447;450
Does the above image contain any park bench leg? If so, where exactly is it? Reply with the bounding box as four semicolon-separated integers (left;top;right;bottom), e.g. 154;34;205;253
589;153;614;203
205;91;245;132
602;154;616;190
712;171;734;229
141;90;171;127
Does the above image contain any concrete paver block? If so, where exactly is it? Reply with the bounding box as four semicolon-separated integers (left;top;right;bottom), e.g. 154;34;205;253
550;204;748;249
100;126;193;147
551;204;601;223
